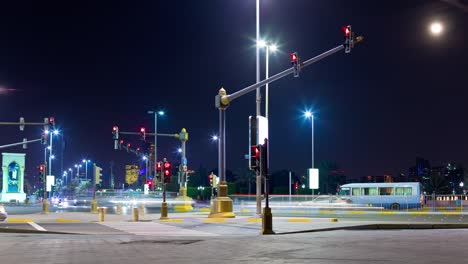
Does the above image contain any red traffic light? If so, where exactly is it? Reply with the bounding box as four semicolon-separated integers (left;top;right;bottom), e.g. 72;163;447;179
39;165;44;172
295;182;299;190
289;53;297;63
251;146;260;159
113;126;118;132
156;162;162;172
163;161;171;176
343;26;350;37
209;174;213;183
140;127;145;133
127;143;131;148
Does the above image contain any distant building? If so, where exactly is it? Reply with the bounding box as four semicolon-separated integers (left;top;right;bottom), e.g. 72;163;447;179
360;175;393;183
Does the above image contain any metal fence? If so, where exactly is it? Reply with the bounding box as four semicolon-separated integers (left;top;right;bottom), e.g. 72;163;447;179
423;194;467;210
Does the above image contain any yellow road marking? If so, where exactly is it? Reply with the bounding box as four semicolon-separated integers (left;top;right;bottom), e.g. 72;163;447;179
348;211;365;215
319;210;335;214
199;208;210;212
56;218;81;223
378;211;396;215
291;210;306;214
409;212;429;215
247;218;261;223
159;219;183;223
204;218;226;223
442;212;461;215
288;218;311;223
6;218;33;223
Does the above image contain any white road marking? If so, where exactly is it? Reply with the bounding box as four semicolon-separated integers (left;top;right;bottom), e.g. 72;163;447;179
28;222;47;231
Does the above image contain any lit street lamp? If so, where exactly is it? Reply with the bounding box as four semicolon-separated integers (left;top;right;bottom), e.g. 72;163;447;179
304;110;315;169
257;40;278;119
82;159;91;181
48;129;60;176
147;109;165;191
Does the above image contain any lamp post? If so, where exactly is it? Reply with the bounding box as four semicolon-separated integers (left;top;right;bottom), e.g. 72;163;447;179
304;110;314;169
147;110;165;190
48;129;59;176
257;40;278;119
143;156;148;185
82;159;91;181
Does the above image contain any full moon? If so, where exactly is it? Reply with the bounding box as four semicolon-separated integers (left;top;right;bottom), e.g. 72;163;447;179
430;22;443;35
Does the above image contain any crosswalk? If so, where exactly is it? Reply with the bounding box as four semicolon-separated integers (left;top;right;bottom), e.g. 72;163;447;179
99;222;218;236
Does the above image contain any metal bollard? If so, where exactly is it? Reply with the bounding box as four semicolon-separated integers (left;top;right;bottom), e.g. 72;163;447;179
98;207;105;222
140;205;145;216
116;204;122;215
133;207;139;222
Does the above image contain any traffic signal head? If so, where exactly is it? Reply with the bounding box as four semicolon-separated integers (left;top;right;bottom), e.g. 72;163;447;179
250;145;260;172
38;165;45;182
156;162;162;174
41;133;48;145
140;127;146;140
289;52;300;77
163;161;171;183
343;25;352;53
49;117;55;127
163;161;171;177
147;180;153;188
94;164;103;185
295;181;299;190
209;174;213;185
112;126;119;140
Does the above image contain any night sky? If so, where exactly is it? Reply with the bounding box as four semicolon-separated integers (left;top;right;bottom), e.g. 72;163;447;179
1;0;467;184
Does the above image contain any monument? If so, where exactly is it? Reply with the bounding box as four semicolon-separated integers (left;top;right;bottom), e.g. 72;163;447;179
1;153;26;203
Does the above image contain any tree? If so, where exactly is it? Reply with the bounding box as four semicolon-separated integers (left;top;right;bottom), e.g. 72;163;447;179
234;167;255;194
426;172;450;194
317;161;346;194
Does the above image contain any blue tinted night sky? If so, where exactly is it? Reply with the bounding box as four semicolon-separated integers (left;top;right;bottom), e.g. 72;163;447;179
0;0;467;183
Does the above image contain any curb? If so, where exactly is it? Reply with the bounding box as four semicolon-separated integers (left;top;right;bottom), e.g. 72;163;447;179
0;227;79;235
276;223;468;235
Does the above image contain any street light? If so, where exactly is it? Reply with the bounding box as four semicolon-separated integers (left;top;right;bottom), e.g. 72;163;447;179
211;135;218;142
304;110;315;169
143;156;149;185
257;40;279;119
48;129;60;177
82;159;91;181
148;109;165;190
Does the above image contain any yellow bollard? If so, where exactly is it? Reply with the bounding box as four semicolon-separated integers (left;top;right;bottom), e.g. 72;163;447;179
133;207;139;222
91;199;98;214
160;202;169;220
98;207;105;222
140;204;145;216
116;204;122;215
42;199;49;214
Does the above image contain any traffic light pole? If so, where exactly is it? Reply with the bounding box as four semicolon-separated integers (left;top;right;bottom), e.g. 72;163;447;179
118;128;192;212
212;36;363;219
0;138;41;149
42;161;49;214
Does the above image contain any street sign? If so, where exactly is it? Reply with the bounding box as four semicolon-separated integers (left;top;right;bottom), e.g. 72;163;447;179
46;175;55;192
308;168;319;189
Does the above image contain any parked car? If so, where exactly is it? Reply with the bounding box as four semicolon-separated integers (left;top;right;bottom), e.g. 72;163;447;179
0;204;7;221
